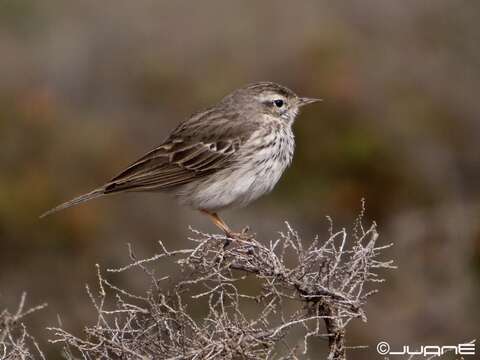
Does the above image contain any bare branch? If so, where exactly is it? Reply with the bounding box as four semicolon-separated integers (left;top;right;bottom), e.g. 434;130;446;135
48;217;394;359
0;293;47;360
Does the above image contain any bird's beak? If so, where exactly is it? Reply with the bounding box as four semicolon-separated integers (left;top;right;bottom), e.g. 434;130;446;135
298;97;322;106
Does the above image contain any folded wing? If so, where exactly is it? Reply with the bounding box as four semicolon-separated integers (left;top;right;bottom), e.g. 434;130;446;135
104;138;241;193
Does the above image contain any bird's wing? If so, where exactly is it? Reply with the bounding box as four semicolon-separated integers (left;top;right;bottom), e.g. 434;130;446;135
39;138;243;217
104;137;242;193
40;106;259;218
104;106;258;193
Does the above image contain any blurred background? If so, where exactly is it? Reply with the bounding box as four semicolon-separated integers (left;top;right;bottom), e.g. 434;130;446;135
0;0;479;358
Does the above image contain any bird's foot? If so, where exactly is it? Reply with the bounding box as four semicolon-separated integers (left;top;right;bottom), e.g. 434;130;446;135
223;228;255;252
226;229;254;242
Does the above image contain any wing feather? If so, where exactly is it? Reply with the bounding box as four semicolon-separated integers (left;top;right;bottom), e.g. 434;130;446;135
104;138;242;194
40;99;259;217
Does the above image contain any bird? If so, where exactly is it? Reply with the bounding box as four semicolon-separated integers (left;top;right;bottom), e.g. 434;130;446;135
41;82;320;238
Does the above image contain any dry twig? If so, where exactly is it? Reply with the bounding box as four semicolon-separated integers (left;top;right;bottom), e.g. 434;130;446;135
0;293;47;360
48;217;394;359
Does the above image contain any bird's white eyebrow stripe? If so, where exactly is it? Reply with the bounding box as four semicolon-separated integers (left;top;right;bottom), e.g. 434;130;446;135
256;93;287;103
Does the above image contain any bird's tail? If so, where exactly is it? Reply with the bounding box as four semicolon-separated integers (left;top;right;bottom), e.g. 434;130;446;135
39;187;106;218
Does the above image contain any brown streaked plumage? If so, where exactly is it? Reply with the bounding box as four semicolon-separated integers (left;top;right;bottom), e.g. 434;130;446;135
41;82;320;237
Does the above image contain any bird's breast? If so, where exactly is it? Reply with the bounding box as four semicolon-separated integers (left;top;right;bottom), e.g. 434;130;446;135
235;124;294;200
245;125;294;171
175;124;295;211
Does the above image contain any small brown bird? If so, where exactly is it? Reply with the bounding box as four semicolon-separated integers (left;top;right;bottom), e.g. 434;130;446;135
41;82;319;237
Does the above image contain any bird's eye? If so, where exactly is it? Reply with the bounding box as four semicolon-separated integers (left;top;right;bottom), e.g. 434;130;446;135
274;99;284;108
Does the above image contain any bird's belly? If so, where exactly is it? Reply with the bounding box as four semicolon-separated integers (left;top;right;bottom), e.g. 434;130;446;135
180;160;286;211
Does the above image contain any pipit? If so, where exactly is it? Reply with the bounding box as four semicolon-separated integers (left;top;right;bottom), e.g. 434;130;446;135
41;82;319;238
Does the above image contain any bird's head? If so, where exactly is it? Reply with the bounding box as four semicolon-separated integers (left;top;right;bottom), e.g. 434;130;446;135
222;82;320;125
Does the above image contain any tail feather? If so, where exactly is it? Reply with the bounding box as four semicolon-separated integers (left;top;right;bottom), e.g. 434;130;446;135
40;188;106;218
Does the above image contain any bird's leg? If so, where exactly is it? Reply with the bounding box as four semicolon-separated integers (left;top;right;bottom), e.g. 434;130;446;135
200;210;254;246
201;210;235;247
201;210;233;235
